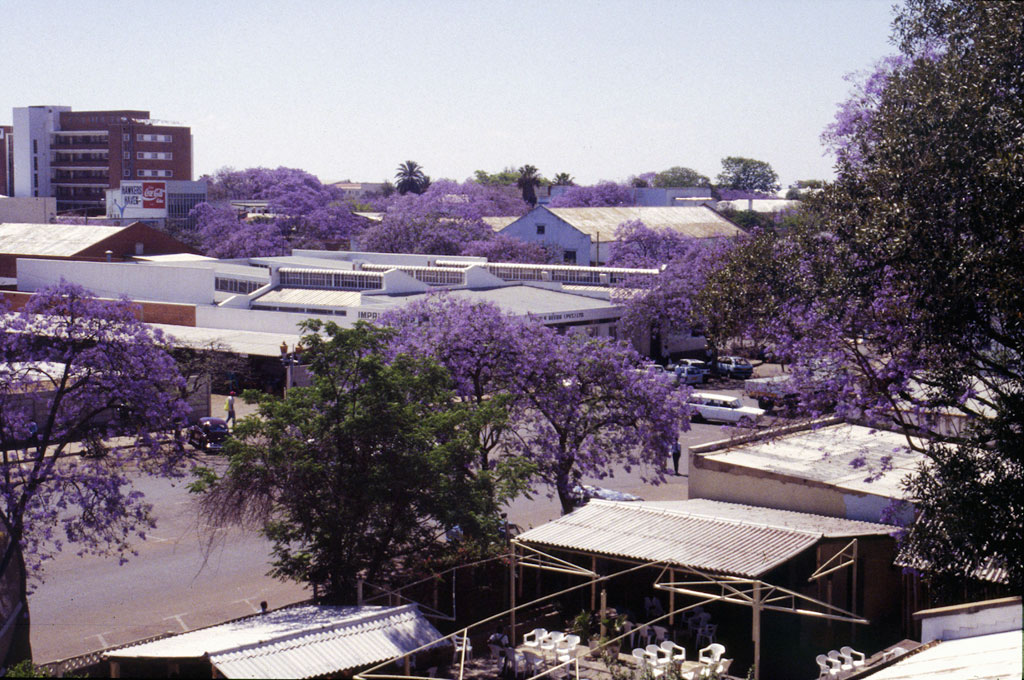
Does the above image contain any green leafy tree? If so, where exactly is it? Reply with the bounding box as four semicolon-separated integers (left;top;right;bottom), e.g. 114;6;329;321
473;167;521;186
552;172;575;186
192;322;506;601
715;156;780;194
652;166;712;188
784;179;825;200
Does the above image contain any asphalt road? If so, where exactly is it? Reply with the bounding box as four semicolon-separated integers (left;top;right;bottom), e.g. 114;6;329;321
30;376;768;663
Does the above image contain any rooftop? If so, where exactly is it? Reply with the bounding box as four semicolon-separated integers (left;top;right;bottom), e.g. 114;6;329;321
543;206;745;239
108;604;444;679
516;498;893;578
863;630;1021;680
692;422;925;500
0;222;126;256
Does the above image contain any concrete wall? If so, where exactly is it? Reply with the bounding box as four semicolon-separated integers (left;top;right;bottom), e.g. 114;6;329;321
0;197;56;223
13;106;69;198
18;258;215;304
498;207;592;265
688;453;902;524
918;597;1022;643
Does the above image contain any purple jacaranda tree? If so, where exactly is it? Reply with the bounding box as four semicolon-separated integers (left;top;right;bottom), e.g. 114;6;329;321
196;167;358;254
361;180;529;255
380;295;536;470
461;234;559;264
723;0;1024;595
380;294;689;515
548;181;636;208
0;282;190;663
614;231;733;351
510;331;689;514
605;220;694;268
191;202;289;258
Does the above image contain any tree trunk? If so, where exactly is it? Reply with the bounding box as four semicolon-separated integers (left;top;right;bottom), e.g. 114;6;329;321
3;545;32;667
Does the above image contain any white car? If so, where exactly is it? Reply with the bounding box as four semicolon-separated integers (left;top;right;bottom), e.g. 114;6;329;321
687;391;765;426
636;364;701;387
674;359;711;383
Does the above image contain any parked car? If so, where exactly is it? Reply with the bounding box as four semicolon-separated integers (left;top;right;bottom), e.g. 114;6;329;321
635;364;675;385
713;356;754;379
744;376;800;412
638;363;702;387
188;417;230;452
570;484;644;507
674;359;711;382
687;392;765;426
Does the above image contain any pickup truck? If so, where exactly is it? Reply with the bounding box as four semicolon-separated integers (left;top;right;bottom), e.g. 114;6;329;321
687;391;765;426
744;376;799;412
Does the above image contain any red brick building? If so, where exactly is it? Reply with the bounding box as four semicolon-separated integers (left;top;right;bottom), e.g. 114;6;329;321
11;107;192;215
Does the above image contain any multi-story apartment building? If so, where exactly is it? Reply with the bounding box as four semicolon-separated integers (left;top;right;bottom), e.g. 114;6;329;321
11;106;192;215
0;125;13;197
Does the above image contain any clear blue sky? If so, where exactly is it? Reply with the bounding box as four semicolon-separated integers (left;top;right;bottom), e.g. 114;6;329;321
2;0;898;191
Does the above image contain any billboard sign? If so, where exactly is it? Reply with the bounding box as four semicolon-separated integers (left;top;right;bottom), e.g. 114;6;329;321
107;181;168;218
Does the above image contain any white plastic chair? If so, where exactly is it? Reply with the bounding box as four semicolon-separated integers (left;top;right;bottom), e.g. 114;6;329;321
452;635;472;663
840;646;866;670
622;620;636;648
828;649;851;674
557;634;581;663
695;623;717;648
660;640;686;664
523;628;547;650
816;654;838;679
652;625;669;644
698;643;725;664
541;631;564;658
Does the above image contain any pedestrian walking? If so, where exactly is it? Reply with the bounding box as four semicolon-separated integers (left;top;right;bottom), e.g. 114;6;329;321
671;440;682;476
225;391;236;428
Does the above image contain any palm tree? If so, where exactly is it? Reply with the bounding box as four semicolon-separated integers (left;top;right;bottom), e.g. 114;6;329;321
395;161;428;195
553;172;575;186
517;164;542;206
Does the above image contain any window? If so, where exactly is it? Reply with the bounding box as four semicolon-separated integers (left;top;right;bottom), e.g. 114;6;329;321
536;224;545;235
32;140;38;154
135;243;144;255
137;152;144;159
123;133;130;142
33;173;38;188
563;250;577;264
123;169;130;178
33;157;38;171
124;151;130;159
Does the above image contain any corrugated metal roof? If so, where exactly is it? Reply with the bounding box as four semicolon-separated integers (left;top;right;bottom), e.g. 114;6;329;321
0;222;126;256
108;604;443;679
545;207;744;239
866;630;1021;680
483;216;519;230
515;499;893;577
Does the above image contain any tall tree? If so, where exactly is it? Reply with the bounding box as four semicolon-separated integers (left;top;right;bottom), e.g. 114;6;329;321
0;283;190;664
395;161;429;195
652;166;712;188
511;332;688;514
715;156;780;194
552;173;575;186
728;0;1024;596
193;322;505;602
516;165;543;206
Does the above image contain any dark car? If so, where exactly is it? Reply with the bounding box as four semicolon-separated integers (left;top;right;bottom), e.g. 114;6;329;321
713;356;754;379
188;417;230;452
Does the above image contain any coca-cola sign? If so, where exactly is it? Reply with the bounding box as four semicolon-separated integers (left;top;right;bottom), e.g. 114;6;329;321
142;182;166;209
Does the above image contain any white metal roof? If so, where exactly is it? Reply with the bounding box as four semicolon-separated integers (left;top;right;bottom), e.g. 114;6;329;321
865;630;1021;680
151;323;301;357
108;604;444;679
515;499;892;577
693;423;925;500
544;207;744;239
253;288;368;308
383;285;620;317
0;222;126;256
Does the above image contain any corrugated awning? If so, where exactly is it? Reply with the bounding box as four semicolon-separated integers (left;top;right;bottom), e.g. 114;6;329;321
108;604;444;679
515;499;894;578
